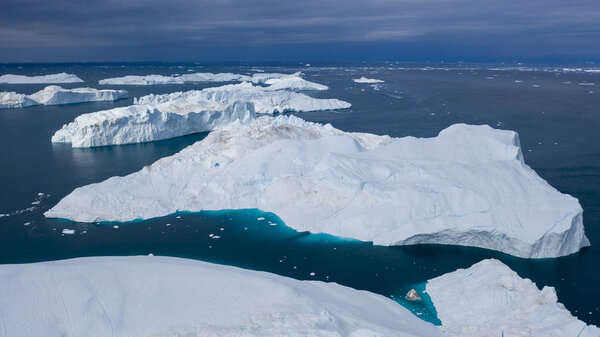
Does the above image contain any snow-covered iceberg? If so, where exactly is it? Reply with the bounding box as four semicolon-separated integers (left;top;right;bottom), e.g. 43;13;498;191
136;82;350;114
0;86;128;109
178;72;251;82
264;76;328;91
51;98;255;147
427;259;600;337
0;255;442;337
0;72;83;84
99;75;184;85
46;116;589;258
250;71;302;83
353;77;384;84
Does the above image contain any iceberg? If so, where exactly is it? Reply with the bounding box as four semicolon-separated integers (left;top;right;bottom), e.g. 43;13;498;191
264;76;328;91
353;77;385;84
427;259;600;337
51;98;255;147
46;116;589;258
136;82;350;114
0;256;442;337
0;86;128;109
178;72;251;82
250;71;302;83
99;75;185;85
0;72;83;84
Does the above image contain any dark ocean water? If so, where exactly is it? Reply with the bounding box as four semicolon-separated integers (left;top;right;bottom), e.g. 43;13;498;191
0;62;599;325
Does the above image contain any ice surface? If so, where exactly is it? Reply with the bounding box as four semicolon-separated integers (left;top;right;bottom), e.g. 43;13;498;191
0;72;84;84
46;115;589;258
353;77;385;84
427;259;600;337
0;256;442;337
0;86;128;109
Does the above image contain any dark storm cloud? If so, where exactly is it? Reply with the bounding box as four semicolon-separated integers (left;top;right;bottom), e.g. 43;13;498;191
0;0;599;61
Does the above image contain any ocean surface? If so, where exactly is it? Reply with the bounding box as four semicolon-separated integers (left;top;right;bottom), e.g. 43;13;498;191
0;62;599;324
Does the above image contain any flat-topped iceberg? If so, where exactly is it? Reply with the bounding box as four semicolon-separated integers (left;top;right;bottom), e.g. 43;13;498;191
178;72;251;82
0;86;128;109
136;82;350;114
250;71;302;83
0;72;83;84
0;256;442;337
427;259;600;337
353;77;384;83
52;98;255;147
46;116;589;258
99;75;185;85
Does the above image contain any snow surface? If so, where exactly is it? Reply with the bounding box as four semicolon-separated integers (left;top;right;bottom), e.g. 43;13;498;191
46;115;589;258
0;86;128;109
0;72;84;84
427;259;600;337
0;256;442;337
353;77;385;84
52;82;349;147
99;75;184;85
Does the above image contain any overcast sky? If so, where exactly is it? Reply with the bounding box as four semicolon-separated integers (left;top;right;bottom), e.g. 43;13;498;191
1;0;599;62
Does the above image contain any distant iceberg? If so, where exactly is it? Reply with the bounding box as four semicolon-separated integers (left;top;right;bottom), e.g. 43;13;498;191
264;76;328;91
250;71;302;83
52;82;350;147
99;75;184;85
178;72;251;82
353;77;384;84
0;86;128;109
0;255;441;337
0;72;83;84
46;115;589;258
427;259;600;337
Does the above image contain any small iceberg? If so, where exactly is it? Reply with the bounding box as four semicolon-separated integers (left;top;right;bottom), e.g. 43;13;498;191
427;259;600;337
353;77;384;84
0;256;442;337
0;86;128;109
46;115;589;258
0;72;84;84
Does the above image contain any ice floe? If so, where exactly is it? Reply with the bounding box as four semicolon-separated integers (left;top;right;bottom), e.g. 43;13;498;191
353;77;385;84
0;86;128;109
46;115;588;258
0;72;84;84
427;259;600;337
0;256;442;337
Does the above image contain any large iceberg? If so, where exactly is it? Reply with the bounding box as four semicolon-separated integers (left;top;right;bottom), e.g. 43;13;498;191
0;256;441;337
178;72;251;82
427;259;600;337
264;76;328;91
98;75;184;85
136;82;350;114
0;86;128;109
353;77;385;84
0;72;83;84
52;82;349;147
46;116;589;258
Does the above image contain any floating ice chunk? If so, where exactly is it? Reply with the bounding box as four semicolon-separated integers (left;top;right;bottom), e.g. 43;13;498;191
427;259;600;337
0;256;440;337
62;229;75;235
99;75;184;85
264;76;328;91
1;86;128;109
0;72;83;84
46;115;588;258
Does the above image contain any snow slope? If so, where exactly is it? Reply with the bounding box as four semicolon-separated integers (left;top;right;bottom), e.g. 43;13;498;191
0;255;442;337
427;259;600;337
0;72;84;84
353;77;385;84
99;75;184;85
46;115;589;258
0;86;128;109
